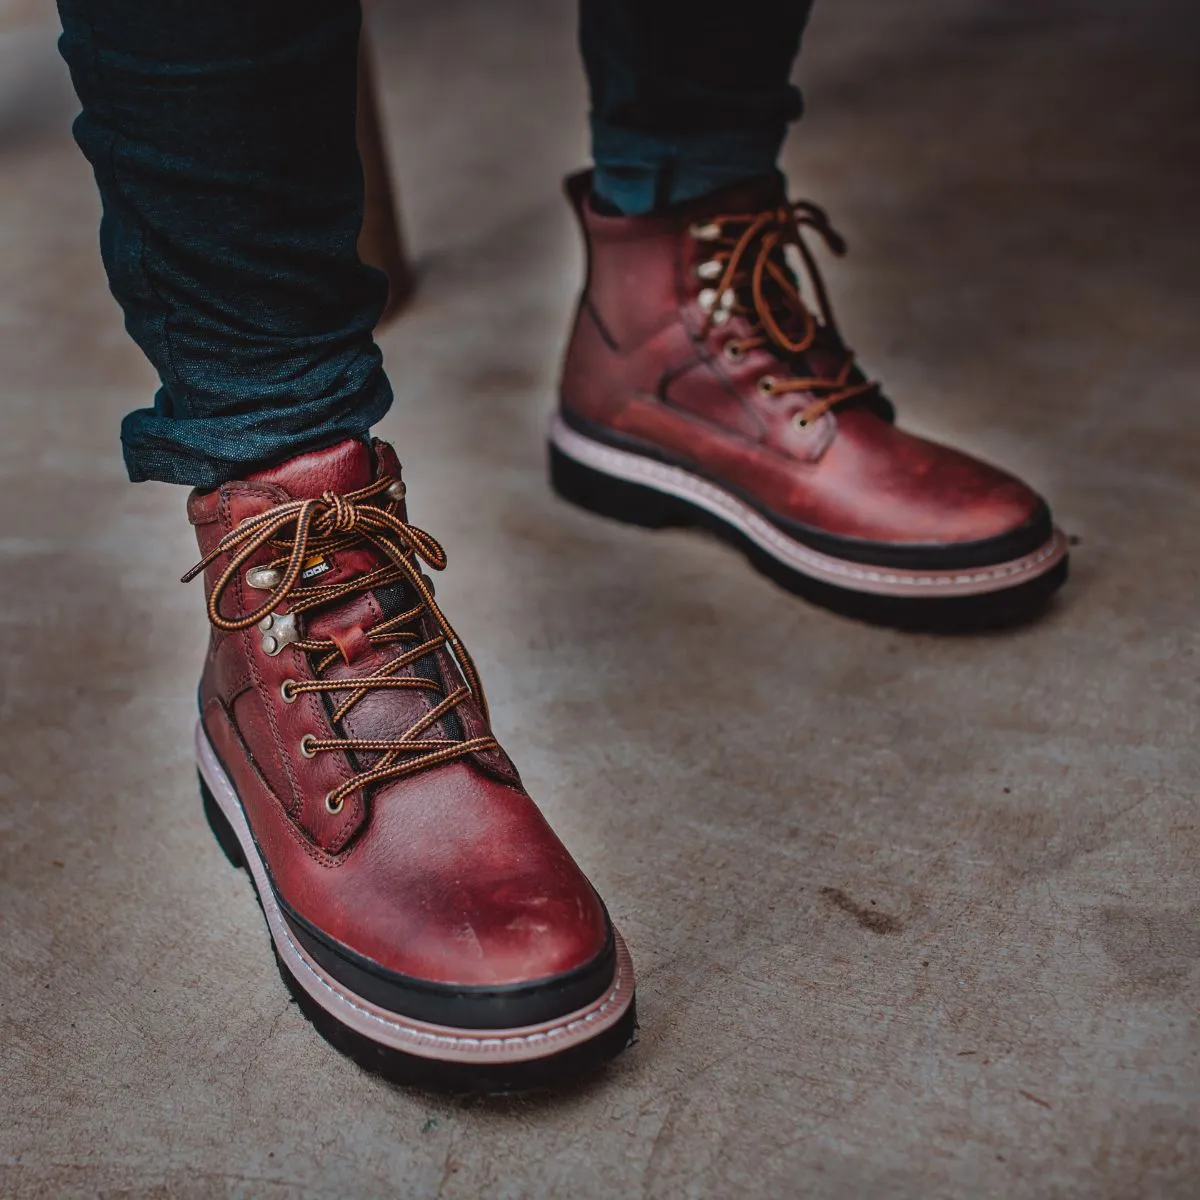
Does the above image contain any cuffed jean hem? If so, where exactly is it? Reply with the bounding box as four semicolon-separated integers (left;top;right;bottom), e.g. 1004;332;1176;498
590;120;790;215
120;373;393;489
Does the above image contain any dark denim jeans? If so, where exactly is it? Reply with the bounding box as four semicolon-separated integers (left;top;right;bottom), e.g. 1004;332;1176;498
582;0;812;214
56;1;814;487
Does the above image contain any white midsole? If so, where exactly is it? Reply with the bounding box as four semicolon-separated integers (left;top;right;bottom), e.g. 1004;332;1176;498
196;722;636;1065
550;415;1069;599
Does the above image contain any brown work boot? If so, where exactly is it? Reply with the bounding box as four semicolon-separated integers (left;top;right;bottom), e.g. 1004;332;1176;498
551;171;1068;628
186;438;635;1090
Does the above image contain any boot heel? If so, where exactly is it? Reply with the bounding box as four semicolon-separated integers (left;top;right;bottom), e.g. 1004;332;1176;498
549;442;686;530
200;773;245;870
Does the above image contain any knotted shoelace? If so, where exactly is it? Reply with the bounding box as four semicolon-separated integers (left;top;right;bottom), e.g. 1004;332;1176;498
694;200;879;425
183;475;496;813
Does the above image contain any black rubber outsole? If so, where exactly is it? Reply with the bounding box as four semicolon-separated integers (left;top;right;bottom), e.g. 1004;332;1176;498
200;776;638;1095
549;442;1068;633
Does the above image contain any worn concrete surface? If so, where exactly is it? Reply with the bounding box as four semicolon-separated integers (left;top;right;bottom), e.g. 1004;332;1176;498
2;0;1198;1196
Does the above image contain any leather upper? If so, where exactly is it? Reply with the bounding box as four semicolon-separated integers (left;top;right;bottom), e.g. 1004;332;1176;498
559;171;1045;549
189;439;611;990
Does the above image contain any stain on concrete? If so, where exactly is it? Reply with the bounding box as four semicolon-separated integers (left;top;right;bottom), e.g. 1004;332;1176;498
1088;906;1200;995
819;887;903;934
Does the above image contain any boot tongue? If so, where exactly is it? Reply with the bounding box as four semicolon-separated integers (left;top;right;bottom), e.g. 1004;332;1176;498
248;438;376;500
683;172;787;221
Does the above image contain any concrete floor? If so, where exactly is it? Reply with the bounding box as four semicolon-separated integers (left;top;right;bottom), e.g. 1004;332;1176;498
2;0;1198;1195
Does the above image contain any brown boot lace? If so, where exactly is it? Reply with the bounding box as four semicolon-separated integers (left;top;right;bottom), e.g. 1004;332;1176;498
182;474;497;813
692;200;879;426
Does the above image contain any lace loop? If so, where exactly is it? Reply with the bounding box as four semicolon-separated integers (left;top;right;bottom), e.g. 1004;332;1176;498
183;474;496;812
697;200;878;424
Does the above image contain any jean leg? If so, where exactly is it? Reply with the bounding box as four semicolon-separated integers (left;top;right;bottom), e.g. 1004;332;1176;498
580;0;816;214
57;0;391;487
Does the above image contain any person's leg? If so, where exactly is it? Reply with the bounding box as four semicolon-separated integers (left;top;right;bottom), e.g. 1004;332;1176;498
579;0;815;214
56;0;637;1086
57;0;390;488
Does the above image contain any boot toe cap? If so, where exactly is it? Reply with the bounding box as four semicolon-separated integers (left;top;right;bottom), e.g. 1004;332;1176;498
276;765;618;1030
278;895;619;1031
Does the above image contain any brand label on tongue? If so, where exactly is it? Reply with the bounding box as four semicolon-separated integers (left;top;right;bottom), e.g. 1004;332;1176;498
300;554;332;581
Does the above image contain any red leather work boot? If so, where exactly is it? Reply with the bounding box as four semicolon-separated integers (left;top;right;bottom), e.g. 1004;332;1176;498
185;438;635;1089
551;172;1068;628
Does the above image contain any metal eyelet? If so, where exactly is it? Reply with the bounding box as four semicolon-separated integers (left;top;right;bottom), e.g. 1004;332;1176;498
280;679;298;704
386;480;406;503
757;375;779;397
723;342;746;362
299;733;318;759
697;288;718;313
694;259;723;281
792;412;815;433
246;566;281;590
325;791;345;815
689;221;721;242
